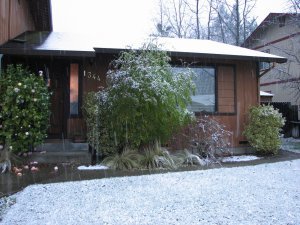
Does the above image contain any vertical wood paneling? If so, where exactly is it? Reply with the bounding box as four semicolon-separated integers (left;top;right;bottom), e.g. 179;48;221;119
0;0;9;44
218;66;235;113
0;0;35;45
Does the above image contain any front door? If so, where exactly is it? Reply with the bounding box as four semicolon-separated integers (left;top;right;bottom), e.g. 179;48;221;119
48;63;67;138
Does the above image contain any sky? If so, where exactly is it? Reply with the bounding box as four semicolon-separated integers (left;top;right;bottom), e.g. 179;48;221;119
51;0;290;38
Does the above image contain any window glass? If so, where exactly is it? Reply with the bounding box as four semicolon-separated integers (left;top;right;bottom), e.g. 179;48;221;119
173;67;215;112
70;64;79;115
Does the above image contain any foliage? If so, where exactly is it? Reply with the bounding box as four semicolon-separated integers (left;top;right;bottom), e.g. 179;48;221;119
84;43;194;153
187;116;232;161
82;92;115;158
140;141;176;169
0;65;50;153
101;147;141;170
244;105;285;155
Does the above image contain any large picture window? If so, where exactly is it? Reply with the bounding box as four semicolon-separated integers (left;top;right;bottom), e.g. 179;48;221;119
173;67;216;112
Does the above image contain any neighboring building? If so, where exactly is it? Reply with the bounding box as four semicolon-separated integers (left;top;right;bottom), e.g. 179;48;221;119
0;32;286;147
243;13;300;114
260;91;274;103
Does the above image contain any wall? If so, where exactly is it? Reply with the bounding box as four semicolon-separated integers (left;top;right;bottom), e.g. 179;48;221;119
0;0;35;45
79;56;258;148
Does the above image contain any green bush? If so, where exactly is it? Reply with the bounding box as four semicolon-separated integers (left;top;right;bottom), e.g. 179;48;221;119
103;44;194;149
0;65;50;153
82;92;115;158
83;43;195;155
244;105;285;155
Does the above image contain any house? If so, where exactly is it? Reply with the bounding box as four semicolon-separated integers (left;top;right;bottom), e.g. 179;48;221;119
0;31;287;148
243;13;300;116
0;0;52;72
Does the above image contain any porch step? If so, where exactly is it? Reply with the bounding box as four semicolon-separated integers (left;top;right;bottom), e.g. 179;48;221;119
27;151;91;164
32;140;90;164
36;139;89;152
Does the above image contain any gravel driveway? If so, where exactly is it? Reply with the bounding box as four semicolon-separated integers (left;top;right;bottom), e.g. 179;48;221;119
1;159;300;225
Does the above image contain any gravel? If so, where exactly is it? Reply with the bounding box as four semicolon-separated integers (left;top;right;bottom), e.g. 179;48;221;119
1;159;300;225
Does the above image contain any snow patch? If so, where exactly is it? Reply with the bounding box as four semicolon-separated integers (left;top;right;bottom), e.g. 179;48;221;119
221;155;261;162
77;165;109;170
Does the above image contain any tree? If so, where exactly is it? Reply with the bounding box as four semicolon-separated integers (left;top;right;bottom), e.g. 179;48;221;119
84;43;195;155
289;0;300;12
153;0;194;38
210;0;257;45
153;0;257;45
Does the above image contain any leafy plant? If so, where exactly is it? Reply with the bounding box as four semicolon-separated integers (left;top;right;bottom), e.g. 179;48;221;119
97;43;195;150
82;92;115;158
244;105;285;155
182;116;232;162
101;147;141;170
0;65;50;154
140;140;176;169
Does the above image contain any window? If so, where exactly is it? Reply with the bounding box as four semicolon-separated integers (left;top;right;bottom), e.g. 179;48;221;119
278;16;286;27
260;49;271;71
173;67;216;112
70;64;79;115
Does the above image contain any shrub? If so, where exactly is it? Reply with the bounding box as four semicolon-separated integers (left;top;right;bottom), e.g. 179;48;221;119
82;92;115;158
139;140;176;169
0;65;50;153
186;116;232;162
101;147;141;170
83;43;195;154
244;105;285;155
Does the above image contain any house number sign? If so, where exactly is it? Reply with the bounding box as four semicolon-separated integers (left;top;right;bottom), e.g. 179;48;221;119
84;70;101;81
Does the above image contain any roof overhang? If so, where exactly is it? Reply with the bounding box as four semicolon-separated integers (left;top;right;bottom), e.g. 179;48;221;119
0;32;287;63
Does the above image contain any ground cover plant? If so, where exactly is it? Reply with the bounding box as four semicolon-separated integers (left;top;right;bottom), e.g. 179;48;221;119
244;105;285;155
0;65;50;172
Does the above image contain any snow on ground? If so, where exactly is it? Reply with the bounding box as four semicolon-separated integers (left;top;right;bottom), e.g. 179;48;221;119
1;159;300;225
221;155;261;162
77;165;109;170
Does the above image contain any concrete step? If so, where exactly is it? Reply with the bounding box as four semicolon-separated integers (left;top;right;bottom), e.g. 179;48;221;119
31;139;91;164
36;139;89;152
27;151;91;164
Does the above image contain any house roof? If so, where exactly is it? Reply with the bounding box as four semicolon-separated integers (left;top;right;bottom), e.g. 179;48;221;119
0;31;287;63
242;13;299;48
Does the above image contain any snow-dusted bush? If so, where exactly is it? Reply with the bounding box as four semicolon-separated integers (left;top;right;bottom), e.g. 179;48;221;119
96;44;194;151
82;92;115;158
244;105;285;155
187;116;232;161
0;65;50;154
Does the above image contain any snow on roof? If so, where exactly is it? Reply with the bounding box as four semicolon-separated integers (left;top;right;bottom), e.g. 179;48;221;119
260;91;274;96
0;31;287;63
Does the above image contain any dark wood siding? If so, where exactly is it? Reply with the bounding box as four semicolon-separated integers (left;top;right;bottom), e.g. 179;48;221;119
0;0;35;45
